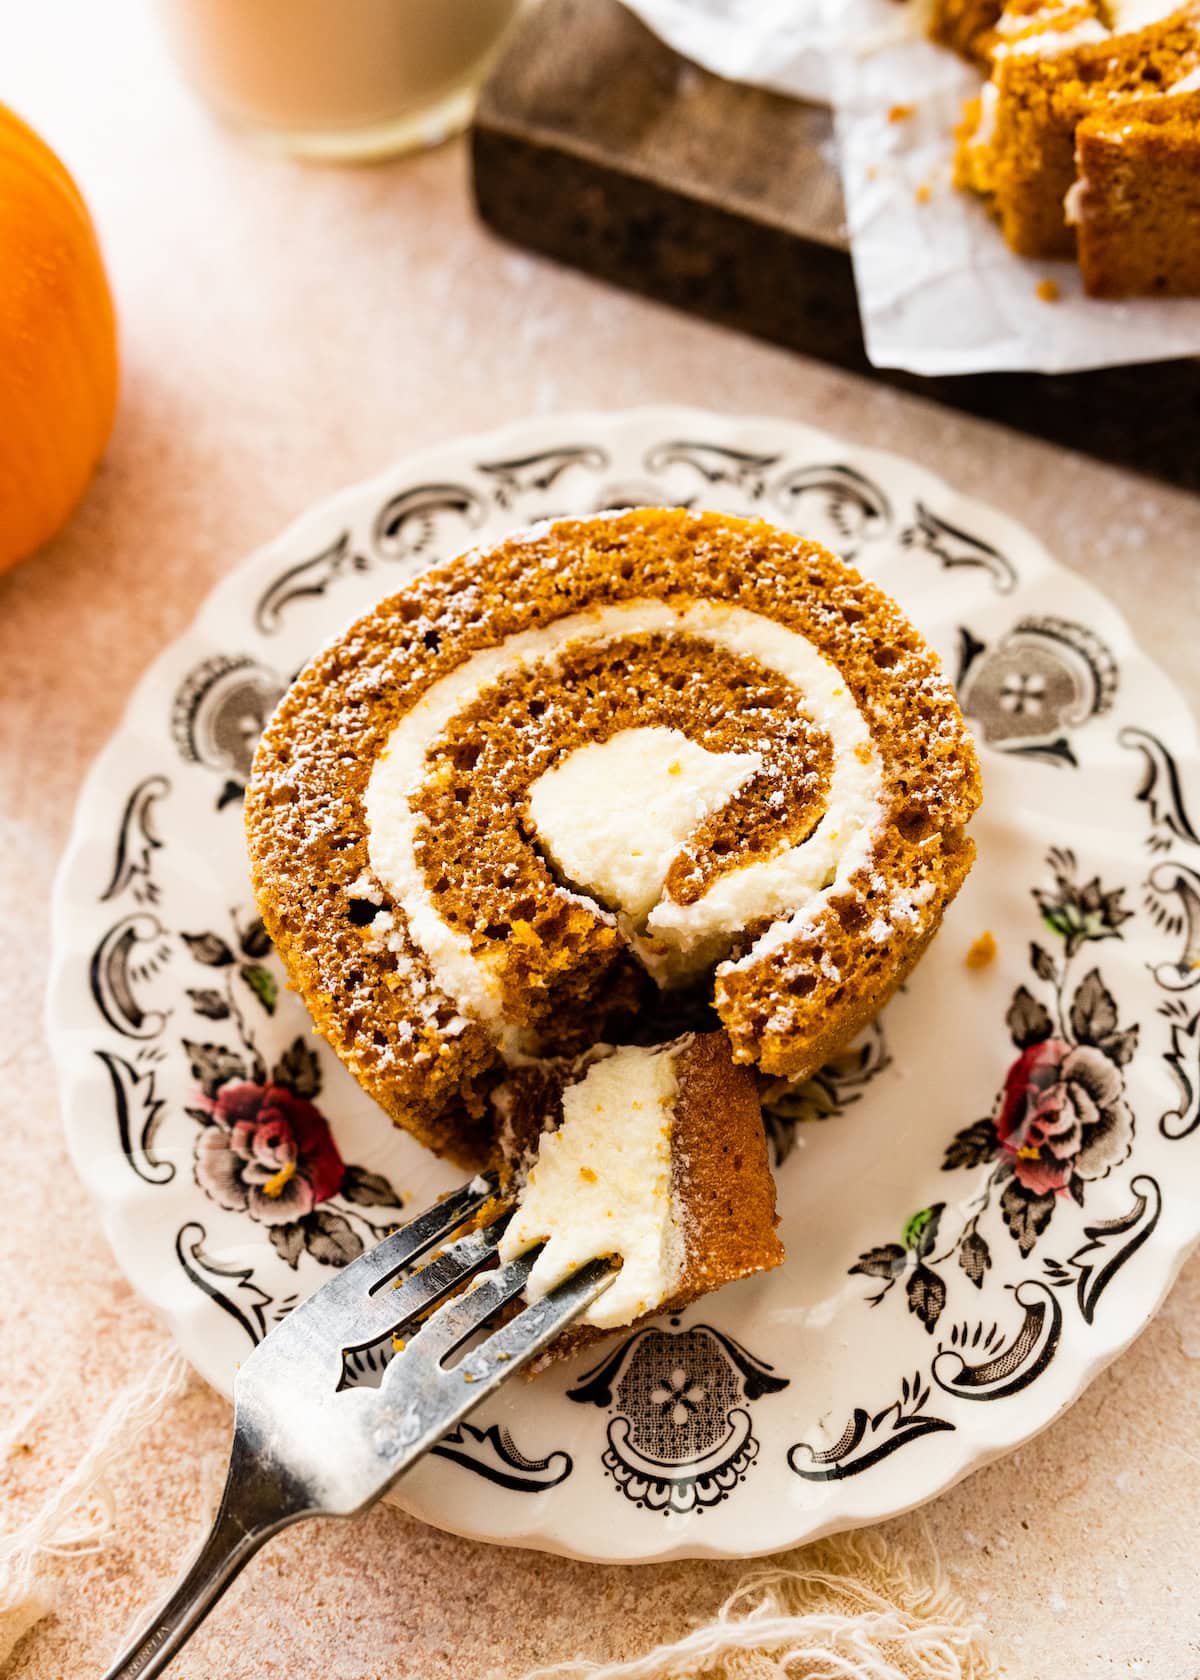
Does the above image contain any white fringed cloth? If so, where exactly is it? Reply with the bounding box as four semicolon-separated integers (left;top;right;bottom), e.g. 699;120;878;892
0;1346;190;1667
516;1532;999;1680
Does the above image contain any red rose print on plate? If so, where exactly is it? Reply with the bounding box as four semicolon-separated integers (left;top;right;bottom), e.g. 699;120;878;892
852;850;1138;1333
994;1038;1132;1198
181;913;403;1270
194;1081;346;1225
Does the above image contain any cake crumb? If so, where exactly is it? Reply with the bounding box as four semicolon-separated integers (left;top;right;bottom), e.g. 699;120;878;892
889;104;915;123
579;1165;598;1183
1036;279;1060;303
966;931;997;970
915;182;933;205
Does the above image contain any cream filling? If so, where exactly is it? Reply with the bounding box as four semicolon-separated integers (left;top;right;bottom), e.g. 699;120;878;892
528;727;762;924
1105;0;1181;26
994;18;1110;53
365;598;885;1027
497;1042;684;1329
1064;175;1089;223
970;80;1000;152
992;0;1178;51
994;2;1077;31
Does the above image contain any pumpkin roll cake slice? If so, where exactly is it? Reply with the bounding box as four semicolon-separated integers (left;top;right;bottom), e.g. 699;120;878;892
494;1031;784;1353
246;507;981;1181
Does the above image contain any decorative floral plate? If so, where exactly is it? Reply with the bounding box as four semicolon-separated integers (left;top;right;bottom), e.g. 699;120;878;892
48;407;1200;1562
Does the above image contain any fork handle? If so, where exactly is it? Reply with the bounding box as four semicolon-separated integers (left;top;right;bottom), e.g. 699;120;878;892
101;1440;312;1680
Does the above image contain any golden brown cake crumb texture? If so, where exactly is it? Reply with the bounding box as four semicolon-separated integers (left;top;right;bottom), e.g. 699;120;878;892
246;508;981;1169
1074;90;1200;295
954;96;990;194
669;1031;785;1295
951;3;1110;198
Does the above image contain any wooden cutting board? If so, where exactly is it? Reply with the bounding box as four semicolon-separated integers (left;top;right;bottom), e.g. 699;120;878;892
471;0;1200;493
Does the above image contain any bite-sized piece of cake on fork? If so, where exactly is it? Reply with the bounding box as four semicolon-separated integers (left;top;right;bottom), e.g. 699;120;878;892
495;1031;784;1358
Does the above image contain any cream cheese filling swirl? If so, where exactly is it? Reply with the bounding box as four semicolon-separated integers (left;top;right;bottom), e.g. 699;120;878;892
365;599;885;1039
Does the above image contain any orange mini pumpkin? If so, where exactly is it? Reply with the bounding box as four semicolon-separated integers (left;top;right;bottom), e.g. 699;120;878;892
0;104;118;573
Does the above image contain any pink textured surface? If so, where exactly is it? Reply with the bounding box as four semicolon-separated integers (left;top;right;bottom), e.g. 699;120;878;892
1;3;1199;1676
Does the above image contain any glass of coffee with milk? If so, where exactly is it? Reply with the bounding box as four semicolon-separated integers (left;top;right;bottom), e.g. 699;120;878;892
157;0;522;162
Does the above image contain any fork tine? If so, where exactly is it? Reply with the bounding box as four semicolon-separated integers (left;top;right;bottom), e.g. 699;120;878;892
355;1172;501;1288
395;1251;540;1364
354;1255;616;1474
456;1261;615;1386
254;1173;506;1366
339;1217;512;1357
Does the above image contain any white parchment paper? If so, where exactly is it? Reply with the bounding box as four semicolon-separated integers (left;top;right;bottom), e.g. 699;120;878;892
619;0;833;101
620;0;1200;375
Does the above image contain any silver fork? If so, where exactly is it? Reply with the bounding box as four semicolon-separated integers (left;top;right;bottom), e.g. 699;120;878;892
102;1172;614;1680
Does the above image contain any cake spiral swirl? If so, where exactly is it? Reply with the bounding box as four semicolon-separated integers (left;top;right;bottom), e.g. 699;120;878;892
247;509;982;1168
